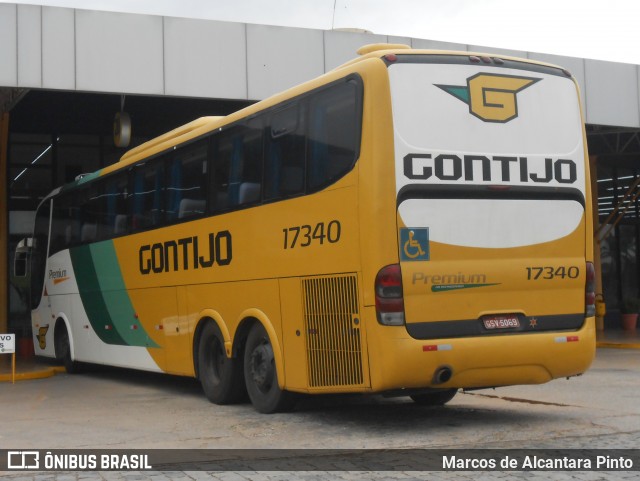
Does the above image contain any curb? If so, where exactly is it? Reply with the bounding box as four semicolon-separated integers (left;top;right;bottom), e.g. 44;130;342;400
0;365;66;382
596;341;640;350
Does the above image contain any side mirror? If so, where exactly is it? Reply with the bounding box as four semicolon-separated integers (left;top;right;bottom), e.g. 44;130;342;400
14;238;32;277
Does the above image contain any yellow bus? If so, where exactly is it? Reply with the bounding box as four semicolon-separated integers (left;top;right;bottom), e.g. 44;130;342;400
21;44;595;413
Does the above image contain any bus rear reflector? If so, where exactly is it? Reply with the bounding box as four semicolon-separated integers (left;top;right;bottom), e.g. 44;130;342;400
555;336;579;343
423;344;453;352
585;262;596;317
375;264;405;325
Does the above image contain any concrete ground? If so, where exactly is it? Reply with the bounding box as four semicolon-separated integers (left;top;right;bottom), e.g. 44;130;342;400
0;332;638;480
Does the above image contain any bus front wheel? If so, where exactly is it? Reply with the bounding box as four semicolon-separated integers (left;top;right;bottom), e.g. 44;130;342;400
198;321;246;404
410;389;457;406
54;324;81;373
243;322;296;414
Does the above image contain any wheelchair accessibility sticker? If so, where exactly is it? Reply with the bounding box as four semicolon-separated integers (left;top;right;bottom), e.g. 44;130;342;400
400;228;430;261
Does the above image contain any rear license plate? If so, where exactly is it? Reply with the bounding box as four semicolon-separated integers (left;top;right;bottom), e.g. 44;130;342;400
482;314;520;330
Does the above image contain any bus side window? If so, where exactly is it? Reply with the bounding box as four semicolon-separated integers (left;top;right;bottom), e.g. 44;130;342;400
211;137;231;212
51;194;77;254
103;173;129;237
131;161;165;230
81;185;102;243
212;119;263;211
307;79;361;192
167;139;208;221
264;103;305;200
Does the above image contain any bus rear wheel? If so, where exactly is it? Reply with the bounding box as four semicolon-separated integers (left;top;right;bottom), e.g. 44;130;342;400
244;322;297;414
198;321;246;404
410;389;457;406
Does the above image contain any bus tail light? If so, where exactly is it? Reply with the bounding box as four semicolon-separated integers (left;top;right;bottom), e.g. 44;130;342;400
375;264;405;325
585;262;596;317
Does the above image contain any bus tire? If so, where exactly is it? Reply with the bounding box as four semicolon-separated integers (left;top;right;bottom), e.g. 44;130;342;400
410;389;457;406
244;322;297;414
55;324;81;374
198;321;246;404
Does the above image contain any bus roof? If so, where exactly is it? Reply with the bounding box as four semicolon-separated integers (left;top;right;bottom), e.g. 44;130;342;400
44;43;569;200
118;116;224;165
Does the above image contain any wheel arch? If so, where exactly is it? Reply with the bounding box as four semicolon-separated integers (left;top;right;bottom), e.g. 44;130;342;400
192;308;285;389
235;308;285;390
53;314;74;361
192;309;231;379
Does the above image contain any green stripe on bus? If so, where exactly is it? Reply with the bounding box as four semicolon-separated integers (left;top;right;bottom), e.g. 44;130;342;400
70;242;159;348
70;244;126;345
58;171;102;193
431;283;500;292
89;242;159;348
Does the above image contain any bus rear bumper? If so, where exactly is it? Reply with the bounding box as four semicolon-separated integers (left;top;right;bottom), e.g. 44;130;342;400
366;312;596;393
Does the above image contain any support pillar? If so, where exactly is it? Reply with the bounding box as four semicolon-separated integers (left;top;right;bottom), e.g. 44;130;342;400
590;154;604;330
0;112;9;335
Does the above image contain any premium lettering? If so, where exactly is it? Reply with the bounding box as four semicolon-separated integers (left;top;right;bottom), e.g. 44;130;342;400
412;272;487;285
139;231;232;275
404;153;577;184
48;268;68;279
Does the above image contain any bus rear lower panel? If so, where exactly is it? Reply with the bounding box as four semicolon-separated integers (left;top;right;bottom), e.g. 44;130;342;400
363;306;595;393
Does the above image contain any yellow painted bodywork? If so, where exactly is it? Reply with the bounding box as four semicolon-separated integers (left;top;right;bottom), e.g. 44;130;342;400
96;46;593;394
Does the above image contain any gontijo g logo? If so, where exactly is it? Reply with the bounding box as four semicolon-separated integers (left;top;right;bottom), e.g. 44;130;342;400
436;73;540;123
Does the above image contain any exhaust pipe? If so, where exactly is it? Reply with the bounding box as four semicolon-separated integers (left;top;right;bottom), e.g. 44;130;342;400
433;366;453;385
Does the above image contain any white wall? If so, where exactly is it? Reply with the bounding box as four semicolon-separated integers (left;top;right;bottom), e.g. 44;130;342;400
247;24;324;99
75;10;164;94
584;59;640;127
1;3;639;127
0;4;17;87
164;18;247;99
42;6;75;90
